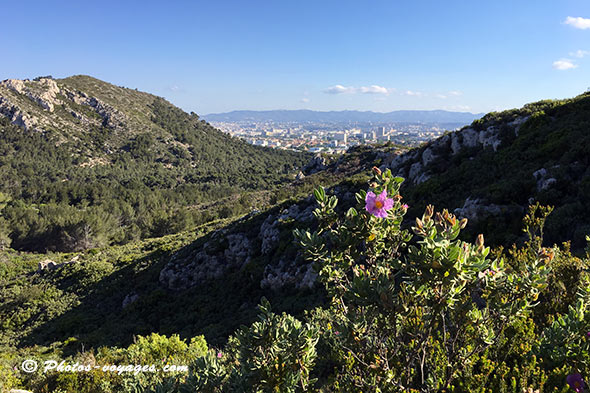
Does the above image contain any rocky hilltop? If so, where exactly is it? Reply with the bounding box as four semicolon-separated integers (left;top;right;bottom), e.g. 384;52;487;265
0;76;137;140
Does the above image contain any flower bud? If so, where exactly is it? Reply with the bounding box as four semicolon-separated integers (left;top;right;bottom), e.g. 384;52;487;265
476;234;484;251
459;218;468;229
425;205;434;220
372;166;382;176
415;217;423;228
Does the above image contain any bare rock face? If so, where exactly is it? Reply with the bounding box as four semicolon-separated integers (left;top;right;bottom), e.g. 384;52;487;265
478;127;502;151
451;133;462;155
509;116;530;136
1;77;60;112
38;259;57;271
260;257;316;290
453;197;524;223
533;167;557;191
0;77;127;133
37;255;81;272
0;96;37;131
421;147;436;166
160;202;319;291
259;214;280;255
304;153;327;174
159;232;252;291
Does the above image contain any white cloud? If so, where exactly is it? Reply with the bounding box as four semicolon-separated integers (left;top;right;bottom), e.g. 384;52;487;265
324;84;392;95
448;90;463;96
564;16;590;30
570;49;590;58
403;90;423;97
553;59;578;70
435;94;447;99
324;85;356;94
359;85;391;94
300;97;310;103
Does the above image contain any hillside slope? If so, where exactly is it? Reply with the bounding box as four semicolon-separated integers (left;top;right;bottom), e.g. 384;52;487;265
379;92;590;248
0;76;309;252
0;145;382;350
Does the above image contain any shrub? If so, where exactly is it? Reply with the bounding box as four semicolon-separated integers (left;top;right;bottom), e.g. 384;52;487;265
294;168;552;391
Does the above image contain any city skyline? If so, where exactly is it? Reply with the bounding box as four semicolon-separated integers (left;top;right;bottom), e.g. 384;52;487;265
2;1;590;115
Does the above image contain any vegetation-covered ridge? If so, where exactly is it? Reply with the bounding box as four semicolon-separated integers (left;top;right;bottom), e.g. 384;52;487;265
0;75;310;252
382;91;590;249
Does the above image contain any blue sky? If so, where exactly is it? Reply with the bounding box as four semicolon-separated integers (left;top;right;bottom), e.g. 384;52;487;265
3;1;590;114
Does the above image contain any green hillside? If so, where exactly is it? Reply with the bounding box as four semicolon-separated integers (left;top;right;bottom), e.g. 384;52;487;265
0;76;310;252
389;92;590;249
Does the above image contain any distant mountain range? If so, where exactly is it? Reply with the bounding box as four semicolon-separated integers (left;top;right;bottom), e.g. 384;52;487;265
204;109;485;124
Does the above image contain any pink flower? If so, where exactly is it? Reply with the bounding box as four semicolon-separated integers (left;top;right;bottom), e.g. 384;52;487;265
334;331;340;336
365;190;394;218
567;373;584;393
217;352;223;358
402;204;409;209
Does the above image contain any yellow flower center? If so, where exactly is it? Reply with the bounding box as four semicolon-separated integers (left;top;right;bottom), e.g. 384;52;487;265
375;200;383;209
575;381;581;388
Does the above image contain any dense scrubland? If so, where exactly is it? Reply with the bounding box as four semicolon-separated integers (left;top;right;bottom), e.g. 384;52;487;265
2;80;590;392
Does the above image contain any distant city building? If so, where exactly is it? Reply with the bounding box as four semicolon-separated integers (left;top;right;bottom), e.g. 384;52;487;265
334;132;347;144
211;119;446;153
363;131;376;141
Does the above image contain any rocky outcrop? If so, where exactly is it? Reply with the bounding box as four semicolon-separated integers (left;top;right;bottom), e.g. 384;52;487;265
533;167;557;191
37;255;80;272
380;116;529;185
304;153;327;174
37;259;57;271
453;197;503;222
1;78;60;112
259;214;280;255
295;171;306;180
453;197;523;223
260;257;316;290
0;77;127;133
159;233;250;291
159;201;318;291
0;96;37;131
